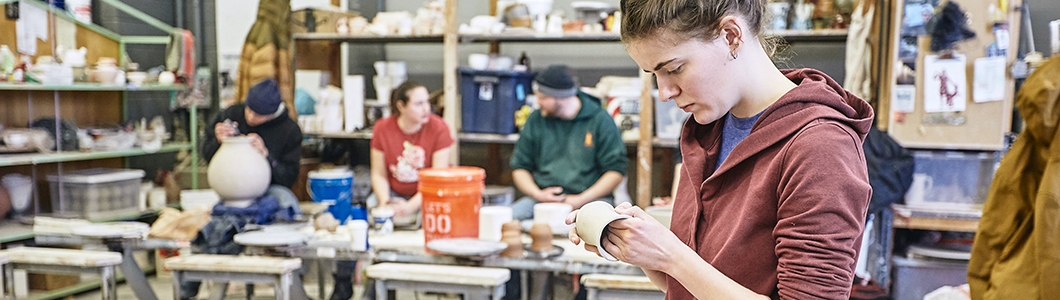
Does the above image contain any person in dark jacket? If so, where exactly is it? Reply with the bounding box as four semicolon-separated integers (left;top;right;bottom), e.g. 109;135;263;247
202;78;303;210
566;0;874;299
510;64;628;220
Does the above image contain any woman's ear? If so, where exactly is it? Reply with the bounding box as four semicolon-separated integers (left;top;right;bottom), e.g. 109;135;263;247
718;15;744;49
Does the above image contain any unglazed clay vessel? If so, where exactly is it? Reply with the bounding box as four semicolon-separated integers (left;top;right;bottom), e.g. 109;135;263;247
530;223;554;252
501;220;524;258
207;136;271;206
575;201;630;261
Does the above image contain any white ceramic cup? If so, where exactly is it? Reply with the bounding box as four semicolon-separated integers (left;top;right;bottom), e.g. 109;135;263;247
348;220;369;251
533;202;572;234
479;206;513;241
2;174;33;213
575;201;631;261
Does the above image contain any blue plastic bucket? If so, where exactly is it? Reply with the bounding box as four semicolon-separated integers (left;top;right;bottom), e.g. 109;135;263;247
308;170;354;224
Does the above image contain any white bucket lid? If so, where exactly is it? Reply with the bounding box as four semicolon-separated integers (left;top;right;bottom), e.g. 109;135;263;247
309;169;354;180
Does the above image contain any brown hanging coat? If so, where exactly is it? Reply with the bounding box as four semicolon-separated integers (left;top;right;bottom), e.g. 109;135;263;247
968;56;1060;300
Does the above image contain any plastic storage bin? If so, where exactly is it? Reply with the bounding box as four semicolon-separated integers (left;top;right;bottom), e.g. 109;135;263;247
905;150;998;208
459;68;534;134
482;185;514;206
48;168;145;221
891;257;969;300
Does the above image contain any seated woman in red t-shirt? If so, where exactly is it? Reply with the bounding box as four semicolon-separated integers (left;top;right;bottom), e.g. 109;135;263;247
369;80;454;225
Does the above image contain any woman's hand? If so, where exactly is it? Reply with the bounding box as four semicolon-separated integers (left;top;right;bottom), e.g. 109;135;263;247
602;203;687;272
566;209;602;256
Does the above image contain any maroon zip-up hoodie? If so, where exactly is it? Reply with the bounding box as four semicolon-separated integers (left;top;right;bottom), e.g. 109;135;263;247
666;69;874;299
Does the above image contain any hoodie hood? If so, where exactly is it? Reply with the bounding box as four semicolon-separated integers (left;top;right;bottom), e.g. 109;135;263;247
681;68;875;178
1015;56;1060;146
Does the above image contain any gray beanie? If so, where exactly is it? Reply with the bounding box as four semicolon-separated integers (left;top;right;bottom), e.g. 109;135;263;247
534;64;578;98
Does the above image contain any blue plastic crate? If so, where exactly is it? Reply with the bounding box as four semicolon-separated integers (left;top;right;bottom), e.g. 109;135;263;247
459;68;535;134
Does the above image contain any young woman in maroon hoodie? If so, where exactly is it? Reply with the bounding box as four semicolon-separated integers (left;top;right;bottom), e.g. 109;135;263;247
567;0;875;299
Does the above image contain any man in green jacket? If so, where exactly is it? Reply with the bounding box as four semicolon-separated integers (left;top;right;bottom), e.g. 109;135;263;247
510;64;628;220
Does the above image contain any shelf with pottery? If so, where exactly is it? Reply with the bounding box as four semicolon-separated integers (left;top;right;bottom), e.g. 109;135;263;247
0;143;192;167
890;203;981;232
293;33;445;43
304;130;680;148
0;83;186;91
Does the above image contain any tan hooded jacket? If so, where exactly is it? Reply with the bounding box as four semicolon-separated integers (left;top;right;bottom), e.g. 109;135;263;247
968;56;1060;300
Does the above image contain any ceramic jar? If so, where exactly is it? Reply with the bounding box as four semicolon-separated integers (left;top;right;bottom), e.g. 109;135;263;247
207;136;271;206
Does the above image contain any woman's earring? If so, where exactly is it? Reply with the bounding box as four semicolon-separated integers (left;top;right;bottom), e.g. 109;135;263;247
731;43;740;60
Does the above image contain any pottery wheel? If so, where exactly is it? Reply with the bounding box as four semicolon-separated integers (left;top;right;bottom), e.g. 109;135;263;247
426;238;507;256
234;230;311;247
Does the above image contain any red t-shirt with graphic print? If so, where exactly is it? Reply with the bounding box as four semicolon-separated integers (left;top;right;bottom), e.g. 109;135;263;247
370;114;454;197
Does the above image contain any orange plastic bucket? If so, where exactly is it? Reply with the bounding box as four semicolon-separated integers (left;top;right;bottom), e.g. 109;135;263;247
418;167;486;253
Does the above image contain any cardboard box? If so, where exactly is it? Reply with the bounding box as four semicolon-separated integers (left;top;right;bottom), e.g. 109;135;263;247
292;8;361;33
27;273;79;291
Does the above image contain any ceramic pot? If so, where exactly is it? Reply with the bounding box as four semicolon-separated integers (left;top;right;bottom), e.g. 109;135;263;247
533;202;572;234
207;136;271;205
501;220;524;258
530;223;554;252
575;201;630;261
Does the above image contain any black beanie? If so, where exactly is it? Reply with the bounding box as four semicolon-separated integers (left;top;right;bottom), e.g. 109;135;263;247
246;78;282;115
534;64;578;98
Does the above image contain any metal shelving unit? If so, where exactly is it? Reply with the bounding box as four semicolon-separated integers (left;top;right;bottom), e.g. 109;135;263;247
0;0;199;251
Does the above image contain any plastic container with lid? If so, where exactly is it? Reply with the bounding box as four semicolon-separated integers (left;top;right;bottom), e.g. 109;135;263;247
418;167;486;253
47;168;145;221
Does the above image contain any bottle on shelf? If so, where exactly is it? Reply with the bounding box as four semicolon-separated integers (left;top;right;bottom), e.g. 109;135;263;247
515;51;531;72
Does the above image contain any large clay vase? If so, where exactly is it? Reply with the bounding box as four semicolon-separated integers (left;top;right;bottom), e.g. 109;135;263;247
207;136;271;207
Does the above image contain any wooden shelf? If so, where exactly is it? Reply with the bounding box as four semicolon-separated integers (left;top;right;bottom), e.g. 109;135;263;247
459;32;622;43
293;33;444;43
891;204;981;232
0;83;186;91
768;29;849;42
293;30;846;44
303;131;373;139
0;143;192;167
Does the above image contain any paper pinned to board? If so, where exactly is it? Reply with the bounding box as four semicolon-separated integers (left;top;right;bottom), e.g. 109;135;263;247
15;0;49;55
973;57;1006;103
923;55;967;113
891;84;916;112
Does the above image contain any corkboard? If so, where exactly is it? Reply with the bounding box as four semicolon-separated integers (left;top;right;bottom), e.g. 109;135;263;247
883;0;1021;150
0;10;119;61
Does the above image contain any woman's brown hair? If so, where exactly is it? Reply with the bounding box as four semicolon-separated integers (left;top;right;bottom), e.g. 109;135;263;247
389;80;425;118
620;0;773;53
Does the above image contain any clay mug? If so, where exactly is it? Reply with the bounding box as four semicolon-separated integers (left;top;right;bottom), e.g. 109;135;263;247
575;201;630;261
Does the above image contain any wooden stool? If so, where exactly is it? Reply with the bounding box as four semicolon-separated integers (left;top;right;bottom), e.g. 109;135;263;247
365;263;510;300
581;274;665;300
1;247;122;300
165;254;301;300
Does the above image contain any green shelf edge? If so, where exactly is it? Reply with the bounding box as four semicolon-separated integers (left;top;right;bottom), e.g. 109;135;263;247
0;83;186;91
0;143;192;167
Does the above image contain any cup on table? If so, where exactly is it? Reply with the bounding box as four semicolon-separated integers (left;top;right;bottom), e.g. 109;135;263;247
479;206;513;241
